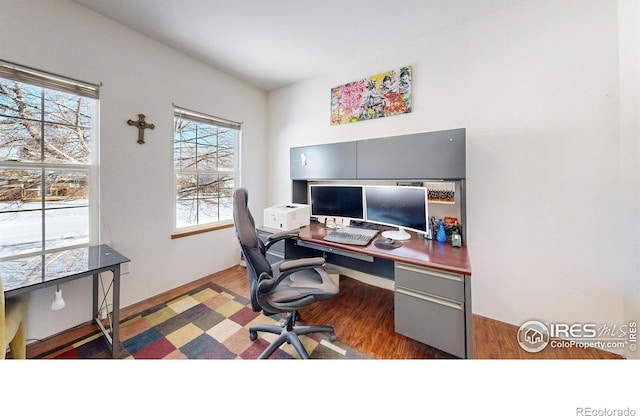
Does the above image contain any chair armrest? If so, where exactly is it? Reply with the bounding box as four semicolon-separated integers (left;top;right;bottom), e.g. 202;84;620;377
266;229;299;242
264;229;299;253
278;257;325;272
258;257;326;294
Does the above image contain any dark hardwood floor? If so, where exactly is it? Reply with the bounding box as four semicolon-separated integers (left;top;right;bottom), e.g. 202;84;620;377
26;265;622;359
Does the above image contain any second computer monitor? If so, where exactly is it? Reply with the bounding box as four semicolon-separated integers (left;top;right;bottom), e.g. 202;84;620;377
364;185;428;240
309;185;364;222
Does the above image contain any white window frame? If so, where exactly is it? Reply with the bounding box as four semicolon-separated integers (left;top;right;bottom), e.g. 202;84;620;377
172;105;240;237
0;60;100;261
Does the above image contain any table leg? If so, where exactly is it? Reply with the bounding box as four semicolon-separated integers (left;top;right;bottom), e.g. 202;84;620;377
92;267;122;357
92;273;99;320
111;265;121;357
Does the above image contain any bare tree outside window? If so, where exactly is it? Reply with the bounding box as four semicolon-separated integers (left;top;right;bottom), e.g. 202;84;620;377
0;77;96;259
174;113;238;229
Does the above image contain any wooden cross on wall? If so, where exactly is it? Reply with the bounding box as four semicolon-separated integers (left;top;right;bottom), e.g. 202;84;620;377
127;113;155;144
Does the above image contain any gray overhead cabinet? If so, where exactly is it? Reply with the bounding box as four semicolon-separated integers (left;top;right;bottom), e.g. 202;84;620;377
290;128;465;182
290;128;467;224
356;129;466;180
290;141;357;180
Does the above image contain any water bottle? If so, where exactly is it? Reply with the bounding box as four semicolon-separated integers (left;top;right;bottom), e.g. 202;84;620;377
436;219;447;243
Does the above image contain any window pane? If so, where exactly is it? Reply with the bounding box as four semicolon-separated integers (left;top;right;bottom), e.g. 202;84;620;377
195;125;217;171
176;199;197;228
174;120;197;170
0;115;42;162
175;142;197;170
219;175;234;197
1;69;96;261
0;168;41;210
43;170;89;250
218;175;234;221
44;122;91;164
176;173;197;227
0;80;42;120
173;109;237;230
217;129;235;171
218;196;233;221
43;89;93;128
0;210;43;258
174;173;234;227
44;205;88;250
198;174;234;223
197;173;217;198
197;199;218;224
44;170;88;203
176;173;196;201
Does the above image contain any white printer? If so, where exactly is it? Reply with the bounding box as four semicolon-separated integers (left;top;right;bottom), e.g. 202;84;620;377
263;203;310;231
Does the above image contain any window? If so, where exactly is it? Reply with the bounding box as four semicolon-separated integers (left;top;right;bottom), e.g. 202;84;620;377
173;106;240;233
0;60;99;261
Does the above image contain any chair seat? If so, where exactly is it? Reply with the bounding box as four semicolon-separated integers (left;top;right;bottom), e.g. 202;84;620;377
268;267;338;304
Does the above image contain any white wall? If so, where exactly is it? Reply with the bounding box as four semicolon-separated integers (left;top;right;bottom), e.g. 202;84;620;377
1;0;269;340
268;0;637;355
619;0;640;360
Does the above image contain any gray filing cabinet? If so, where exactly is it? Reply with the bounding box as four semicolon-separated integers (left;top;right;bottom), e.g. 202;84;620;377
394;262;471;358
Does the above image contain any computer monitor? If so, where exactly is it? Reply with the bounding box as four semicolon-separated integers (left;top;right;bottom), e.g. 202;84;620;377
309;185;364;226
364;185;428;240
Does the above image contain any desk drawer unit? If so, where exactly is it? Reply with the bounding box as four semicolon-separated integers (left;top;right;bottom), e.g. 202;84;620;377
394;262;467;358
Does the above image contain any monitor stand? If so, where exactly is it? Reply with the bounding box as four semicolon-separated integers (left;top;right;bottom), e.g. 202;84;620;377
381;227;411;241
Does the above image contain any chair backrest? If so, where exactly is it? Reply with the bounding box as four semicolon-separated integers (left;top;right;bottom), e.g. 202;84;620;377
232;188;273;312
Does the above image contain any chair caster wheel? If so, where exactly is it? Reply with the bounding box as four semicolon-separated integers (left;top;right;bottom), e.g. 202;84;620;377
249;330;258;341
328;333;337;342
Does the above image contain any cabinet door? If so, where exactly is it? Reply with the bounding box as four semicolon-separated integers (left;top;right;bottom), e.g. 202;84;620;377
356;128;466;179
395;263;465;302
290;141;357;180
394;288;466;358
394;261;468;358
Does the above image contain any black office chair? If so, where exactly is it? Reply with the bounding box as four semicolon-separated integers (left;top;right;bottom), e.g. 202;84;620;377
232;188;338;359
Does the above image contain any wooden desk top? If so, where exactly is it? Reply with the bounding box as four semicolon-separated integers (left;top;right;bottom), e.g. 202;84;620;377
296;224;472;276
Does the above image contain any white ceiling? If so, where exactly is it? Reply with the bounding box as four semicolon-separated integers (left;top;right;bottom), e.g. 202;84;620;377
73;0;527;91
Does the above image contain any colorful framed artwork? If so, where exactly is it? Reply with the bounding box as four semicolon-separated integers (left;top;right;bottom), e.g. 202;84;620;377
330;66;412;125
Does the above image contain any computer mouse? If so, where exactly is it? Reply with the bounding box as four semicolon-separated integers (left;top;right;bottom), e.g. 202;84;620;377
374;237;401;249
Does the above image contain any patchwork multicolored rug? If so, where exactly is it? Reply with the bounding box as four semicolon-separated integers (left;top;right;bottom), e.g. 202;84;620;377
47;282;370;360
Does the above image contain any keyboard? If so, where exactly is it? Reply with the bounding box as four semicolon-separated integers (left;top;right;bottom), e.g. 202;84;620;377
323;227;379;246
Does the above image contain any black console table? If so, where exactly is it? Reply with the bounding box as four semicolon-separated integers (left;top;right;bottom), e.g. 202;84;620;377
1;244;130;357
